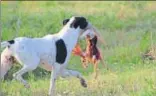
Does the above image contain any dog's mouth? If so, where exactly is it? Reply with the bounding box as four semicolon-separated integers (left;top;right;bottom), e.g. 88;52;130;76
82;29;95;39
87;34;96;40
80;23;106;46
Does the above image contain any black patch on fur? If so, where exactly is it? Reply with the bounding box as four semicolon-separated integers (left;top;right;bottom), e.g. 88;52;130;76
70;17;88;29
63;19;69;25
8;40;15;44
55;39;67;64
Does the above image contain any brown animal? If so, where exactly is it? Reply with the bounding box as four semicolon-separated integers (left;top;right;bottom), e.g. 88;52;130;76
72;35;106;79
142;47;156;61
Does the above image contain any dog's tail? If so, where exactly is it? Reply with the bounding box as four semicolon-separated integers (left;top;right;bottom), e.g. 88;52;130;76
1;40;15;48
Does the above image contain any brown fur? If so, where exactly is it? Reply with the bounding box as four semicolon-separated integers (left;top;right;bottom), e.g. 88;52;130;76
72;35;106;79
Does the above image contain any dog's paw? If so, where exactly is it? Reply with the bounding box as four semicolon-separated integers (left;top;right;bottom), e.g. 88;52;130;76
80;78;87;88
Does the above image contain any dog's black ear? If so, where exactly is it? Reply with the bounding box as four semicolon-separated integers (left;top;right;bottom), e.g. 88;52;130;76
70;17;88;29
63;19;70;25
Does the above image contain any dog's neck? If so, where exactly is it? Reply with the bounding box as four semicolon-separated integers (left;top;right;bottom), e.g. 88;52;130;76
58;27;80;53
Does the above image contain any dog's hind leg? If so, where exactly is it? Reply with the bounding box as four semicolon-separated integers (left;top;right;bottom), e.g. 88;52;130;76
13;56;40;88
13;66;31;88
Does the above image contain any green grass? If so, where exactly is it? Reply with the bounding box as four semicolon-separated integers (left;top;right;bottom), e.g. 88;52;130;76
1;1;156;96
1;64;156;96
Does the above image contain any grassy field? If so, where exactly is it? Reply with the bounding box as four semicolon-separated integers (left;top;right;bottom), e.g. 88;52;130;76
1;1;156;96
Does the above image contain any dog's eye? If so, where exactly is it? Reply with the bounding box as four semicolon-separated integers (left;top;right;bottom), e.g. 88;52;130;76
63;19;70;25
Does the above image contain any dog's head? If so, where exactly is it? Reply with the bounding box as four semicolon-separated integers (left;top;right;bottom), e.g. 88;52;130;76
63;16;95;39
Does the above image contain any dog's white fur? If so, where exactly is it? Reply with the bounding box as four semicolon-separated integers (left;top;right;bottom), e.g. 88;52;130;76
1;16;95;95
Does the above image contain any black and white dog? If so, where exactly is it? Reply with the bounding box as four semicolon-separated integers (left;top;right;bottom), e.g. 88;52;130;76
1;16;96;95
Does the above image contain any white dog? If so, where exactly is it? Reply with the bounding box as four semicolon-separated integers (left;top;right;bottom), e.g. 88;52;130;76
1;16;97;96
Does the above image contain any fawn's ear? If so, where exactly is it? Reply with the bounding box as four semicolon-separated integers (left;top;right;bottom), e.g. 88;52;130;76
92;36;97;45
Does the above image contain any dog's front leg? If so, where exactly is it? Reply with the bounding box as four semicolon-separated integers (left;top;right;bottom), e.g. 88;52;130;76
48;64;61;96
48;70;56;96
61;69;87;88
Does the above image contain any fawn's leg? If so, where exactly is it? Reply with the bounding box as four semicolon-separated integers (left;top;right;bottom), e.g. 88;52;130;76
81;57;88;68
92;56;99;79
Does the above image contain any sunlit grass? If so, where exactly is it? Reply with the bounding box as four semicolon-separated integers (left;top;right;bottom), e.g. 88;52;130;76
1;63;156;96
